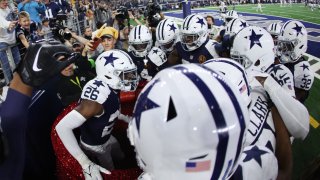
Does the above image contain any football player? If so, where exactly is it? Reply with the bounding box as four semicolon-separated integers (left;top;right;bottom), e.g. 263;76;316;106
0;41;77;179
128;63;249;179
128;25;153;77
276;20;315;103
171;14;219;64
231;25;309;140
55;50;139;179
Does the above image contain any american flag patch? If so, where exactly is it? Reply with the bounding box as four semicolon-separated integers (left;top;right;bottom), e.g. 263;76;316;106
185;160;211;172
239;84;247;94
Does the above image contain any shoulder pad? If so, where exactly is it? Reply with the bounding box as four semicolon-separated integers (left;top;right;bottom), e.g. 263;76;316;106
205;39;220;59
81;77;112;104
294;61;314;91
266;64;295;97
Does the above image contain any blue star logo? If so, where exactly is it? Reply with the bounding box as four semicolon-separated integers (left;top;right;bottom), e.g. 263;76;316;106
196;17;205;28
292;23;303;37
243;145;268;167
103;52;118;66
272;65;283;74
152;49;159;54
168;23;177;33
248;30;263;49
133;79;161;135
93;80;104;87
300;63;309;71
240;21;247;27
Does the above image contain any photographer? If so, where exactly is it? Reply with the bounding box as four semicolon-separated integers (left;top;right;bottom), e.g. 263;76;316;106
144;0;164;45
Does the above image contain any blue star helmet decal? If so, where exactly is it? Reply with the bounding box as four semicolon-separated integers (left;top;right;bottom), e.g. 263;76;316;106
152;49;159;54
248;30;263;49
103;52;118;66
196;17;205;28
300;63;309;71
93;80;105;87
292;23;303;37
168;23;177;33
134;79;161;135
240;21;247;27
243;145;268;167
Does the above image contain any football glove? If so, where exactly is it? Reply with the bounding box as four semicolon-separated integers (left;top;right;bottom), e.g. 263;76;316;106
82;161;110;180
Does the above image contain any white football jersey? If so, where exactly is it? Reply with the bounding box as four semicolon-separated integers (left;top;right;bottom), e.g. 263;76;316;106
266;64;295;97
293;61;314;91
81;77;113;104
245;78;276;152
232;145;278;180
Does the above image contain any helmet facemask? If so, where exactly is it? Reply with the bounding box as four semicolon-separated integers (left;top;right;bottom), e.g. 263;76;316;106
180;31;205;51
159;38;176;53
115;68;139;91
129;40;152;57
277;39;300;63
230;50;253;69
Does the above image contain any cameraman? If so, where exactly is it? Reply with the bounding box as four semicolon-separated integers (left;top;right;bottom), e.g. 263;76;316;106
144;0;164;45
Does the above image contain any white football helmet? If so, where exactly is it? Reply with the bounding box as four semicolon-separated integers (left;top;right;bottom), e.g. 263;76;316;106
147;47;167;67
266;22;281;37
230;26;275;74
95;49;138;91
204;58;251;106
225;18;249;37
156;19;180;53
128;25;153;57
180;14;208;51
277;20;307;63
128;64;249;180
225;10;239;24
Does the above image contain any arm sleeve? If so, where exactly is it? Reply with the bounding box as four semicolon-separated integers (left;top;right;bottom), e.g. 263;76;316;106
56;110;91;167
264;76;309;139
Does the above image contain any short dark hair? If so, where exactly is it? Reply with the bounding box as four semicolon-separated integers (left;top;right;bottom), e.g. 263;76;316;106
206;15;214;22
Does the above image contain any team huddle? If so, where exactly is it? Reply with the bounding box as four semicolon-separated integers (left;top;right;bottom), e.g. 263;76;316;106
1;8;314;179
52;10;314;179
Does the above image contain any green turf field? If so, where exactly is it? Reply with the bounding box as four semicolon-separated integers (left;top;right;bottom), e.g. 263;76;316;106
207;3;320;24
207;3;320;179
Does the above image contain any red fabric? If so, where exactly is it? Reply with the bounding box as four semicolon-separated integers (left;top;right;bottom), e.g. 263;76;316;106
51;102;84;180
120;91;136;103
51;103;142;180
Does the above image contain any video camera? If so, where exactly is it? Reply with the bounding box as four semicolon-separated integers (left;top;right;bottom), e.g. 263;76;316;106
50;14;72;42
145;1;162;28
116;6;129;21
115;6;130;31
